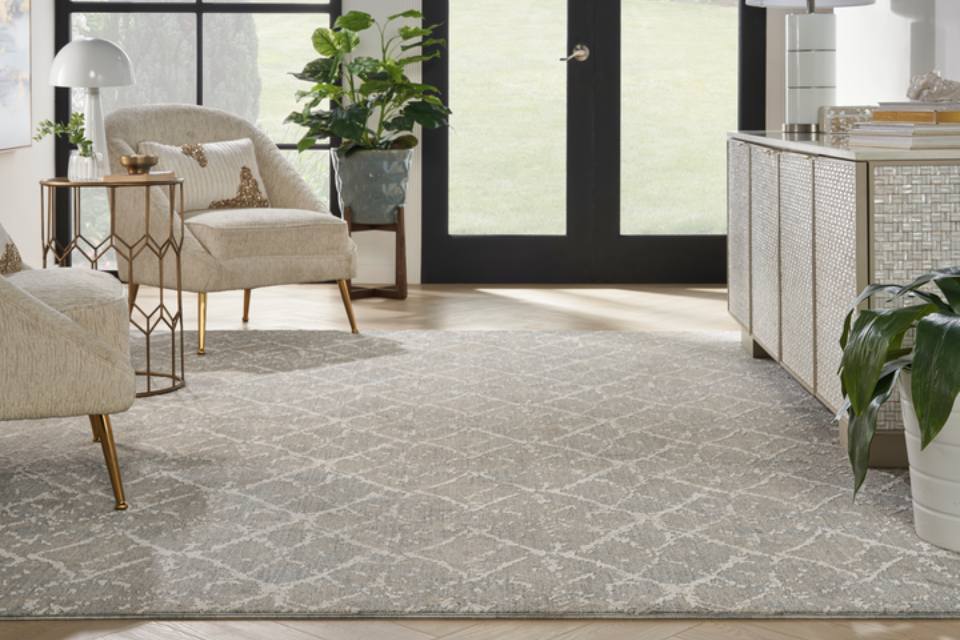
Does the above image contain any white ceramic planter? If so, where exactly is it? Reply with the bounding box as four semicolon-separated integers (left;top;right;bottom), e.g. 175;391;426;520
900;373;960;552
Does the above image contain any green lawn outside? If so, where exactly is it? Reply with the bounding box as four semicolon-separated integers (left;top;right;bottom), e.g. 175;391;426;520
449;0;737;237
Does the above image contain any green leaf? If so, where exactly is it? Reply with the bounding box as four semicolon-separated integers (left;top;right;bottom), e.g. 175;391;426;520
402;99;450;129
398;26;431;40
849;369;901;496
336;29;361;54
346;56;380;78
294;57;339;84
935;276;960;313
389;134;419;149
297;136;317;152
335;11;374;31
397;51;440;66
900;268;956;293
329;103;371;142
400;38;446;52
840;308;854;351
847;282;951;316
381;59;405;83
312;27;340;56
841;303;938;415
912;313;960;447
388;9;423;20
359;78;394;96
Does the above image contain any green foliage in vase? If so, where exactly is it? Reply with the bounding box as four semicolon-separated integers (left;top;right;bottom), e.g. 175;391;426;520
34;113;94;157
287;9;451;153
839;268;960;495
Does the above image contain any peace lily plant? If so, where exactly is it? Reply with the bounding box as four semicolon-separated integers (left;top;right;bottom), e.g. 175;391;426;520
839;267;960;550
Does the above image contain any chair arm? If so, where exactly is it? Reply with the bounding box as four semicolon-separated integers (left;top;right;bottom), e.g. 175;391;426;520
0;276;135;420
254;132;327;212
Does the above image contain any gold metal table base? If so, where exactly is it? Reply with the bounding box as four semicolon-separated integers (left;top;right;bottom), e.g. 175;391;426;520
136;371;186;398
40;176;187;398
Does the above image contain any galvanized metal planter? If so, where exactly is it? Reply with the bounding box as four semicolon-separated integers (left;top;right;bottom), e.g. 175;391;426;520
332;149;413;224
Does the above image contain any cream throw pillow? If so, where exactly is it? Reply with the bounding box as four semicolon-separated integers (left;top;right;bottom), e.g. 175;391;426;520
0;223;23;275
139;138;270;212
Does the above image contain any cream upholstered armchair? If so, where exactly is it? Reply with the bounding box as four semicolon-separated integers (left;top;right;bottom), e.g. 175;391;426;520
105;104;359;355
0;224;135;510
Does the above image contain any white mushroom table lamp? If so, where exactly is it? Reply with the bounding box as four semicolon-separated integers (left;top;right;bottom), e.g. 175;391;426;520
49;37;134;176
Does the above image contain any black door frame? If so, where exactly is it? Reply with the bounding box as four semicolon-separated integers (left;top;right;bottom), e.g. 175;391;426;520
421;0;766;284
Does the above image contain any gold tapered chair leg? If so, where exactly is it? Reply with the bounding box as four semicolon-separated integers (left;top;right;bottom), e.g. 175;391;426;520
128;282;139;314
337;280;359;334
92;415;128;511
89;415;102;443
242;288;251;323
198;292;207;355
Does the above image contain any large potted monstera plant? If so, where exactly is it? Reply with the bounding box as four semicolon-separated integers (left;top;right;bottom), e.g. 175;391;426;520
839;267;960;551
287;9;449;225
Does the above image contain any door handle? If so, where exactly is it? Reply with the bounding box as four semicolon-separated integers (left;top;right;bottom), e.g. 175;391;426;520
560;44;590;63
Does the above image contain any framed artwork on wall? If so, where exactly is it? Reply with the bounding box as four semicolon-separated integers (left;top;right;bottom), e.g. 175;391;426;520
0;0;31;151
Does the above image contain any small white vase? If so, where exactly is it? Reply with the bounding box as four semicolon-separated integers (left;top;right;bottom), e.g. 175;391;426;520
68;150;104;182
900;373;960;553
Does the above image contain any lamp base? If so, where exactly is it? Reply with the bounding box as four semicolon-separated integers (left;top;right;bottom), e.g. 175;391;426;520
782;123;819;135
84;87;109;176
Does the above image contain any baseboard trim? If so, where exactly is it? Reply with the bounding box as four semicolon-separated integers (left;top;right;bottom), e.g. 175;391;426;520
839;420;908;469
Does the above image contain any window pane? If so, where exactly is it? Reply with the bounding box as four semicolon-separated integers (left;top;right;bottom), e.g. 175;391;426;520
204;13;329;144
280;150;330;211
71;13;197;113
74;188;115;269
71;13;197;271
620;0;736;236
448;0;566;236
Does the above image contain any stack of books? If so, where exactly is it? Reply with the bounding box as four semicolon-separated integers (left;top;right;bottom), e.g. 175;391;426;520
848;102;960;149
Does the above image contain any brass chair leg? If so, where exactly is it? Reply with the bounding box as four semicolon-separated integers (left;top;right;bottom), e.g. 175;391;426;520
337;280;359;334
89;415;102;443
93;415;128;511
198;292;207;355
128;282;139;314
242;288;251;323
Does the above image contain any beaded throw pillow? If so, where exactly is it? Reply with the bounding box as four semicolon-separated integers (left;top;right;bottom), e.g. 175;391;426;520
139;138;271;212
0;223;23;276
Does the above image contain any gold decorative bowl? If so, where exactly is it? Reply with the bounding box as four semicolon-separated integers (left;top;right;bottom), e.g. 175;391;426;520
120;154;159;175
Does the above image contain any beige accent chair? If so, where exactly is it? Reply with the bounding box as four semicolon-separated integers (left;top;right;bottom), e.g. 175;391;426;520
105;105;359;355
0;225;135;510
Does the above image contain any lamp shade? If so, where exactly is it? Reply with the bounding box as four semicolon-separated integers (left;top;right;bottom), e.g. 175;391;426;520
49;37;134;88
745;0;874;6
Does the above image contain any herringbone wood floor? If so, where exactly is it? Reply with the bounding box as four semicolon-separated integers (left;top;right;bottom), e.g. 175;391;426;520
3;285;957;639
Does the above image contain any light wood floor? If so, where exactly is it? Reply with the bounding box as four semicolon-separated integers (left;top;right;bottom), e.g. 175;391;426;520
146;283;740;333
3;285;957;640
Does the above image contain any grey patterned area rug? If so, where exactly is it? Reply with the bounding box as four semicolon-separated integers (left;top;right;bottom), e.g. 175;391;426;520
2;330;959;619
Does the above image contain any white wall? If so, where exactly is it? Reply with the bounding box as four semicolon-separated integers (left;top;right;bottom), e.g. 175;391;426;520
766;1;960;124
0;1;54;267
836;0;936;105
935;0;960;79
344;0;424;285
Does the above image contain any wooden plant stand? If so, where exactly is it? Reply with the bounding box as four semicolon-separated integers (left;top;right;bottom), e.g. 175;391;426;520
344;205;407;300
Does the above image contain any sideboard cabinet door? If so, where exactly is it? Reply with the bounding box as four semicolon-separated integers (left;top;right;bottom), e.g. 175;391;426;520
814;157;863;412
750;146;781;359
727;140;752;330
778;153;815;389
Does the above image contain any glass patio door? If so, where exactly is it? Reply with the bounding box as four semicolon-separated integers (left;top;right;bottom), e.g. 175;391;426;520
422;0;751;284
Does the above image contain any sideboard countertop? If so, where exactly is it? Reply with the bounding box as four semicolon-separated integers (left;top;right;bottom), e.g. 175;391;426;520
729;130;960;162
